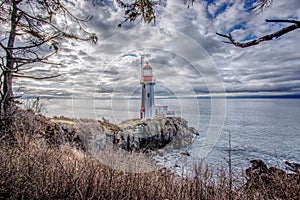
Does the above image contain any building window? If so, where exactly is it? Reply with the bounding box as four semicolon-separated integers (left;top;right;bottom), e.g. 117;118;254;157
147;93;150;98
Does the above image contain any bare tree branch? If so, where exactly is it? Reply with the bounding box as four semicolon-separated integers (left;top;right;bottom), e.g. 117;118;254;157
18;7;97;43
13;52;59;69
0;0;9;7
5;34;60;50
266;19;300;24
216;19;300;48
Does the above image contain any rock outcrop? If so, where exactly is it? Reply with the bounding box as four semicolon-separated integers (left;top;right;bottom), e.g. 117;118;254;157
87;117;197;153
2;107;197;153
105;117;197;152
0;107;84;149
245;159;300;199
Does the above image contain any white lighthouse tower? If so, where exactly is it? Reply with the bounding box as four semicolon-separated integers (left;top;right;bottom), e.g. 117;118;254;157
140;61;155;120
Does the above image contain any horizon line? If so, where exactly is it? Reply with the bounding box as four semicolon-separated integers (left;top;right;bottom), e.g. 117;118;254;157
18;94;300;100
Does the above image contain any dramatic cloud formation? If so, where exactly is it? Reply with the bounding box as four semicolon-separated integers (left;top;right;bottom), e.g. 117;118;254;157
16;0;300;99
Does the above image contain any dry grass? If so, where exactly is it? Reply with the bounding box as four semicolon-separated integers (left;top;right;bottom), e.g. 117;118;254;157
0;107;299;199
0;139;238;200
51;118;76;125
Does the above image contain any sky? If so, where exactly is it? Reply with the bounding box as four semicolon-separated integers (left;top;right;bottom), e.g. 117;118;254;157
15;0;300;99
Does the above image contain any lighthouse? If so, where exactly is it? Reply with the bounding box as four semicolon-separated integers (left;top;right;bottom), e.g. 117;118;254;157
140;61;155;120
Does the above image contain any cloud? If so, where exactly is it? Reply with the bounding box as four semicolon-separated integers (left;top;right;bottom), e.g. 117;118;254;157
13;0;300;99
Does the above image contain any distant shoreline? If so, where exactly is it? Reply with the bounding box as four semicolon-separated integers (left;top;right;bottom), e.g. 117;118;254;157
18;95;300;100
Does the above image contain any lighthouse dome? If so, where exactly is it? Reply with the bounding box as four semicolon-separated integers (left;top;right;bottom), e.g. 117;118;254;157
143;61;152;69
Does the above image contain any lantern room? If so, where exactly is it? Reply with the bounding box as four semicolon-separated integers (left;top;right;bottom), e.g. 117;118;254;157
141;62;155;83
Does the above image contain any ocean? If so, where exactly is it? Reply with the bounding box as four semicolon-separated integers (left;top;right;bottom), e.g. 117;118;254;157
41;98;300;173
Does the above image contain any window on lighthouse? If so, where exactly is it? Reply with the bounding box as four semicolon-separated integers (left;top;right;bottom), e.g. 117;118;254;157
143;68;152;76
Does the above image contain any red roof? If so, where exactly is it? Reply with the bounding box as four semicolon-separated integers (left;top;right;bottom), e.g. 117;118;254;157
144;61;152;69
144;64;152;69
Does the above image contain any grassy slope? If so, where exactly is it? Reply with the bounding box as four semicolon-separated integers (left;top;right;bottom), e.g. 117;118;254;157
0;107;299;199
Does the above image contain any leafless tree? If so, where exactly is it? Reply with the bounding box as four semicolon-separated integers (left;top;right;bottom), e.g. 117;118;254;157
0;0;97;115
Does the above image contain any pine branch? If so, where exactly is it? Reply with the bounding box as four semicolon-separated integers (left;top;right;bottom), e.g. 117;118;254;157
250;0;273;12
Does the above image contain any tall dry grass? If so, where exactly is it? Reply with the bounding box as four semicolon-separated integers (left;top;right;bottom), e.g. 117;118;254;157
0;107;299;199
0;138;237;200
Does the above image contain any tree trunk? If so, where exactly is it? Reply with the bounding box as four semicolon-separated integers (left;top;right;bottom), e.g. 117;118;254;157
1;0;18;115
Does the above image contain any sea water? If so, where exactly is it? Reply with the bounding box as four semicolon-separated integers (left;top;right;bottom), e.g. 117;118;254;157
42;98;300;172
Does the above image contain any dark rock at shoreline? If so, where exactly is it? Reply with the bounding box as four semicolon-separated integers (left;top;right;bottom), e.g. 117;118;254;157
245;159;300;199
285;161;300;174
104;117;197;152
86;117;198;153
180;151;191;156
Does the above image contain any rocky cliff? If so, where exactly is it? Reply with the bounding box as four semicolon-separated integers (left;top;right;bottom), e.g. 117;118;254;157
86;117;198;153
105;117;197;152
6;108;197;153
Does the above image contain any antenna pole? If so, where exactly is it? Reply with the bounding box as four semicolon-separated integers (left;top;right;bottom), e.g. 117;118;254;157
140;53;144;78
141;54;144;68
